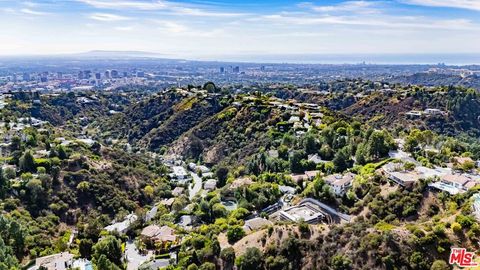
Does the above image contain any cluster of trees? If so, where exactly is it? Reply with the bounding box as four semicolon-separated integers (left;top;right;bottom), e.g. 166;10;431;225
248;120;396;175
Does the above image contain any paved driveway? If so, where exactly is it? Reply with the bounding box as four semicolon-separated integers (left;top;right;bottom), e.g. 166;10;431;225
126;241;153;270
189;172;203;200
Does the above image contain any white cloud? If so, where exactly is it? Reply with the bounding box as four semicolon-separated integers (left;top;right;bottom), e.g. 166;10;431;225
20;8;49;15
23;2;39;8
1;8;16;14
78;0;246;17
114;26;134;31
154;20;188;33
401;0;480;11
78;0;168;10
170;7;246;17
89;13;131;21
302;1;379;14
257;9;475;30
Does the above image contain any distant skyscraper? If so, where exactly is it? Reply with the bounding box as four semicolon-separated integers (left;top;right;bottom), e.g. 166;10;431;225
104;70;110;79
111;70;119;78
220;67;225;73
84;70;92;79
233;66;240;73
57;72;63;79
22;73;30;81
78;71;84;79
136;71;144;77
260;66;266;71
123;71;128;77
95;73;101;80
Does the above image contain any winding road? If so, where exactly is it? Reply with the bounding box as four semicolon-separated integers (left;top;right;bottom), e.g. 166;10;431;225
189;172;203;200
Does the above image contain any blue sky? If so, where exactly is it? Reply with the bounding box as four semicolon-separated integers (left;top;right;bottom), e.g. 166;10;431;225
0;0;479;60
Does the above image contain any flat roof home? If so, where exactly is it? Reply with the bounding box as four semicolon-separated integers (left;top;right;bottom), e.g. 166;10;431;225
424;108;444;115
30;252;74;270
428;174;478;195
324;173;355;196
405;111;422;117
279;200;326;224
441;174;477;190
170;166;189;179
279;185;296;194
387;171;422;188
204;179;217;191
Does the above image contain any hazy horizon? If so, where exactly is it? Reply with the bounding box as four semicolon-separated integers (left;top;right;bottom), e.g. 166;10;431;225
1;50;480;65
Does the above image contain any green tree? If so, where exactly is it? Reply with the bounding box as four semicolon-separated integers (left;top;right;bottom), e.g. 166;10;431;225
265;255;289;270
221;247;236;270
199;262;216;270
331;254;352;270
304;134;317;154
203;82;218;93
95;254;121;270
25;178;47;212
430;260;450;270
92;236;122;267
0;168;8;199
57;145;68;160
289;150;306;173
367;130;394;160
236;247;263;270
227;226;245;244
216;166;229;188
10;136;21;151
0;237;20;270
19;151;35;172
79;238;93;259
333;147;352;172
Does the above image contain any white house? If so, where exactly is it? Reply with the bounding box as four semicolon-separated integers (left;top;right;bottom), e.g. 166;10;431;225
324;173;355;196
29;252;74;270
170;166;189;182
204;179;217;191
104;213;138;234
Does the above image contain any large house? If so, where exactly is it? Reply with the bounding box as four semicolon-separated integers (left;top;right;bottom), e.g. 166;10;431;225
30;252;74;270
140;225;177;246
171;166;188;179
428;174;478;195
324;173;355;196
381;162;422;188
387;171;422;188
289;170;319;184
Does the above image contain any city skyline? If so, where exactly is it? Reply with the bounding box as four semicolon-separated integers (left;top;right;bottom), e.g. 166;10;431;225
0;0;479;61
